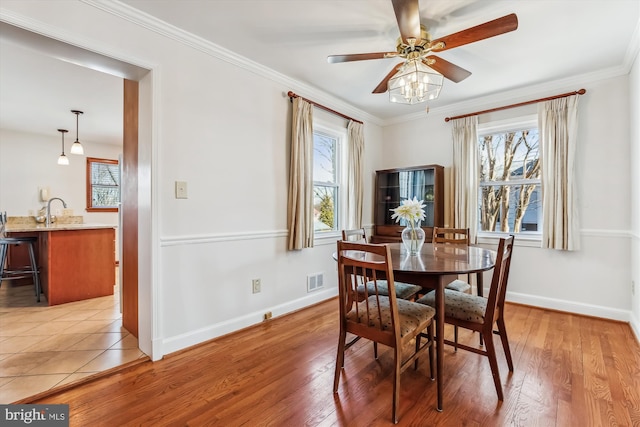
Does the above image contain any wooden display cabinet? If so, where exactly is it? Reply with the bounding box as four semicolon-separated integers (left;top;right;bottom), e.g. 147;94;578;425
371;164;444;243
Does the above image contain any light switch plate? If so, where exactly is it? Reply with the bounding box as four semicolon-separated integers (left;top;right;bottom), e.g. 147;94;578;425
175;181;188;199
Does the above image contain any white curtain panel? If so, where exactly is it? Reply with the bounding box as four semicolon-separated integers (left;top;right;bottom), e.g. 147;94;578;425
451;116;479;242
287;98;314;250
346;120;364;229
539;95;580;250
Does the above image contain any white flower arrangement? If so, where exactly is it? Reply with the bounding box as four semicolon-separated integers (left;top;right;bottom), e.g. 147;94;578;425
390;197;426;225
391;197;427;255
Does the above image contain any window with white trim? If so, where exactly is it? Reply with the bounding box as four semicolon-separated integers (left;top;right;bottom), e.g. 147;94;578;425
478;116;542;236
313;123;345;234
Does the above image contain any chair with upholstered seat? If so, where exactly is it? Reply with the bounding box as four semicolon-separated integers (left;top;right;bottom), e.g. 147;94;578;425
416;235;515;401
432;227;472;294
334;240;436;424
341;229;422;301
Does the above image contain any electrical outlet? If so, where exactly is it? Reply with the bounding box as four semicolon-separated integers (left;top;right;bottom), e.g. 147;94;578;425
175;181;188;199
252;278;261;294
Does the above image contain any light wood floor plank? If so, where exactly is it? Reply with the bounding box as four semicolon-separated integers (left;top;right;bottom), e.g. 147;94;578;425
22;299;640;426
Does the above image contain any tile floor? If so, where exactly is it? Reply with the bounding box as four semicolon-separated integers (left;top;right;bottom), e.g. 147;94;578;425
0;279;146;403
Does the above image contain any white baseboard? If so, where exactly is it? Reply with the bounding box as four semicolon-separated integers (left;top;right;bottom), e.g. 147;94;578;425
631;311;640;344
159;288;338;357
505;290;632;322
159;288;639;357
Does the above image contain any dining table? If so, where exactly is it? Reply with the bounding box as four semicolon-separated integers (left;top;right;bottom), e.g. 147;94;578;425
338;241;497;411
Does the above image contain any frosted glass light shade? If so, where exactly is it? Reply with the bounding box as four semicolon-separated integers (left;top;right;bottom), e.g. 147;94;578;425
70;141;84;155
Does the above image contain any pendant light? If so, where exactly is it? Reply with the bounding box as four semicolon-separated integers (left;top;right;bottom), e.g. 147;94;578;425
57;129;69;165
70;110;84;155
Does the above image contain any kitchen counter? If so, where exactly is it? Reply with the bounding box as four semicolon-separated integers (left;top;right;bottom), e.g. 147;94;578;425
5;223;116;232
6;223;116;306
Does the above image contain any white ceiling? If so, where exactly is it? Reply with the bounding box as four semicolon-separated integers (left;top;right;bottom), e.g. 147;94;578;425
1;0;639;143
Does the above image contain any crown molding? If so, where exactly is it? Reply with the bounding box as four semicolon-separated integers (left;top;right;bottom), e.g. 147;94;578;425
624;12;640;70
382;62;632;127
83;0;384;127
383;11;640;127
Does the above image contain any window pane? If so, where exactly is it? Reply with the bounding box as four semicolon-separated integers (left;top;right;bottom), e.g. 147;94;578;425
480;129;540;182
479;184;541;233
88;158;120;210
313;133;337;183
91;162;120;186
92;187;120;208
314;185;337;232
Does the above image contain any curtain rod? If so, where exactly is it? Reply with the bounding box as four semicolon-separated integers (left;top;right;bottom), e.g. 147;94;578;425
444;88;587;122
287;91;363;124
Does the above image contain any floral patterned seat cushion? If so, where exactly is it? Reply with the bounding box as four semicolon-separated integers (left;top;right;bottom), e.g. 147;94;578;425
346;295;435;338
416;289;487;324
358;280;422;300
445;279;472;293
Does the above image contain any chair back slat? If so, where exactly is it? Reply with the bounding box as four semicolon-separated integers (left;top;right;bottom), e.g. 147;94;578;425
432;227;470;245
337;240;400;345
341;228;367;243
483;236;515;325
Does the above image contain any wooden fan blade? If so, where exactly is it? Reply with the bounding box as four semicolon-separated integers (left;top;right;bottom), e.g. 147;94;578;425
430;13;518;52
425;56;471;83
372;63;404;94
392;0;422;44
327;52;398;63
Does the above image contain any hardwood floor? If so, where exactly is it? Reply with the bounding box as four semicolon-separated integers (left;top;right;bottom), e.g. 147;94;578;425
25;299;640;426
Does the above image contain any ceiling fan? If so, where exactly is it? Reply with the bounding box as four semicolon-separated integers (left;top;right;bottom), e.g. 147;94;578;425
327;0;518;102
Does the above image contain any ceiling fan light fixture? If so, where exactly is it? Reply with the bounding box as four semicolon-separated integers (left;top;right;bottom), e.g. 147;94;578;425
388;60;443;105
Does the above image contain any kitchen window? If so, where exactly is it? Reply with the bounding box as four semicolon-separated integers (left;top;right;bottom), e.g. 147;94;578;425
86;157;120;212
478;116;541;237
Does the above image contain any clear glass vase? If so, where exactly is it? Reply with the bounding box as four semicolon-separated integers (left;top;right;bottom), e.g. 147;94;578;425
401;220;425;256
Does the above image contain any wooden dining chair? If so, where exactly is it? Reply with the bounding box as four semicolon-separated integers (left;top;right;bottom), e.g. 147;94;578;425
334;240;436;424
416;235;515;401
341;229;422;301
432;227;472;294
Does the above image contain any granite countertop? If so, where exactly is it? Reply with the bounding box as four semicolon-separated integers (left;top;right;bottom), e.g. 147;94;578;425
5;223;117;232
4;216;116;233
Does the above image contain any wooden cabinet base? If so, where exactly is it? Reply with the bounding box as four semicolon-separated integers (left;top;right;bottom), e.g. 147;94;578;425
39;228;115;306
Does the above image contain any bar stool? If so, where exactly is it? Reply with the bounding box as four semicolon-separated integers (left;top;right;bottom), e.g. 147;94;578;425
0;221;41;302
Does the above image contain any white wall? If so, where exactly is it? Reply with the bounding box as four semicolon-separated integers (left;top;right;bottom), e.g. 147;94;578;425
1;0;634;357
0;128;121;225
629;42;640;339
381;75;634;321
0;1;384;359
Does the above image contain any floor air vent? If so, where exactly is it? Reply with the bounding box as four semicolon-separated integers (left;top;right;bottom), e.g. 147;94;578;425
307;272;324;292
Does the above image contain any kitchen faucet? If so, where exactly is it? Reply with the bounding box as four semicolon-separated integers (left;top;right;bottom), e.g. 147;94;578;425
46;197;67;226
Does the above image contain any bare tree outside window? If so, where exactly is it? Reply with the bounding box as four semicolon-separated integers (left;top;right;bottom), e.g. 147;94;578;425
479;127;541;233
86;157;120;212
313;131;339;232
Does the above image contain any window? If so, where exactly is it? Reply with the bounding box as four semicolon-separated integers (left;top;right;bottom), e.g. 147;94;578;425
86;157;120;212
313;124;344;234
478;116;541;236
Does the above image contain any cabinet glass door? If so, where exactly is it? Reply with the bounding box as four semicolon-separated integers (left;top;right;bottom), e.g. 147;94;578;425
376;169;435;227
